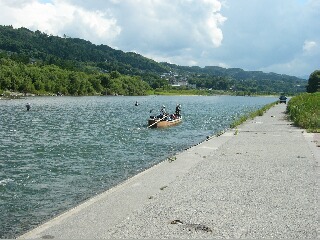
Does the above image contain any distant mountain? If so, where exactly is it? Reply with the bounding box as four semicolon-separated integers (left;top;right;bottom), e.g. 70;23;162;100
0;25;307;94
160;63;304;83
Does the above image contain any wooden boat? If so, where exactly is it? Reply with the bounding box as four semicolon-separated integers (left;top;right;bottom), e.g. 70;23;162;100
148;115;182;128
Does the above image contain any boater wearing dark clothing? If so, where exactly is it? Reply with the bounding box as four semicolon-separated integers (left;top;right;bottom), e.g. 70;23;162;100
175;104;181;116
26;103;31;111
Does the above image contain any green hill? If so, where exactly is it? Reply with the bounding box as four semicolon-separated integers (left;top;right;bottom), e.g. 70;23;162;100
0;25;307;95
0;25;167;74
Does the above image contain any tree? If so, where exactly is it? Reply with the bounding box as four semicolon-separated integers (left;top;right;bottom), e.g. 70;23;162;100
306;70;320;93
110;71;120;79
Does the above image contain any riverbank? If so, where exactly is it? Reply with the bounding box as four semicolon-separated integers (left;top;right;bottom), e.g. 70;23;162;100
19;103;319;239
0;91;36;100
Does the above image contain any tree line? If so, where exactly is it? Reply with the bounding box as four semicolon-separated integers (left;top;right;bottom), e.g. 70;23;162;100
0;58;150;96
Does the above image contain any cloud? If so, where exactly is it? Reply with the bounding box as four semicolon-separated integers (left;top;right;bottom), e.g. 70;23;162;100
0;0;121;44
261;39;320;78
99;0;226;54
211;0;320;77
303;40;317;54
0;0;32;7
52;0;227;67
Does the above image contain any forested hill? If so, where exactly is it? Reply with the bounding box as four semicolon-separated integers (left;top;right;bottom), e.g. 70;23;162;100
0;25;168;75
0;25;307;95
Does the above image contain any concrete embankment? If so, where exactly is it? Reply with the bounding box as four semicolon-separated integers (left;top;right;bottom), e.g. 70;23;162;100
19;103;319;239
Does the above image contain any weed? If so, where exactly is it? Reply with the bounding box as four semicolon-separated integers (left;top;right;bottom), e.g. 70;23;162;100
286;92;320;132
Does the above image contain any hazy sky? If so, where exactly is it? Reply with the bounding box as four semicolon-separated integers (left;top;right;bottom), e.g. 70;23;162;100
0;0;319;78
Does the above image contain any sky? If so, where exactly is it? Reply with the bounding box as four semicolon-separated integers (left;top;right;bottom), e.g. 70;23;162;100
0;0;319;78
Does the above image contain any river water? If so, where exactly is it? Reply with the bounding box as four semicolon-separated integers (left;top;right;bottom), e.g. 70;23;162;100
0;95;277;238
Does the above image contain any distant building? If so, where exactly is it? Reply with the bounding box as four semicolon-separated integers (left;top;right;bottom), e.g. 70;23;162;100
160;72;196;88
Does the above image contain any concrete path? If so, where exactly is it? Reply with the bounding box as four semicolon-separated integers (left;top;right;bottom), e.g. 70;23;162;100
19;103;319;239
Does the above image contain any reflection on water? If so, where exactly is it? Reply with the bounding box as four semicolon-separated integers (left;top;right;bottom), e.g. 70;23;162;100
0;95;277;238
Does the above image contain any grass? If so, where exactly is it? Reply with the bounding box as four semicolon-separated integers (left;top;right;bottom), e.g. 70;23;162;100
229;101;278;129
286;92;320;132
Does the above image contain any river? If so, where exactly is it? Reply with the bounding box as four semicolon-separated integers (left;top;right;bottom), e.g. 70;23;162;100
0;95;277;238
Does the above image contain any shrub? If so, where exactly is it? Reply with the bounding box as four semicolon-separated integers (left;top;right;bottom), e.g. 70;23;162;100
287;92;320;132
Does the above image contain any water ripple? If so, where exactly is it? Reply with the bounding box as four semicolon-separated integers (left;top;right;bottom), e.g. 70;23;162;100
0;95;277;238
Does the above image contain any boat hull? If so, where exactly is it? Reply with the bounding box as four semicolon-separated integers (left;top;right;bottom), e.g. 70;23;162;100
148;116;182;128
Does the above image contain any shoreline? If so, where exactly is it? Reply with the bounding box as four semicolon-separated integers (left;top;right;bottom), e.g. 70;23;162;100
0;90;282;99
18;103;319;239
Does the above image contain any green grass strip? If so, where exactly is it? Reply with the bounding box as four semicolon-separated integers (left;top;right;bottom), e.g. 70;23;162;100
230;101;278;129
286;92;320;132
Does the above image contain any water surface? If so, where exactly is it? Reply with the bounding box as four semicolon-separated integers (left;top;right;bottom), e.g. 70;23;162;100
0;95;277;238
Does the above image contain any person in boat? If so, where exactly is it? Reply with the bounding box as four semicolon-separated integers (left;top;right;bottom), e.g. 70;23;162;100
175;104;181;117
158;105;168;120
26;103;31;111
160;105;166;115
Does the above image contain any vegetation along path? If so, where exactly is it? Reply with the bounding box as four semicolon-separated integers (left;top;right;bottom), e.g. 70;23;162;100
19;103;319;239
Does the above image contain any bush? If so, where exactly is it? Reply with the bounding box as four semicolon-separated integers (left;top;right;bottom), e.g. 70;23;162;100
287;92;320;132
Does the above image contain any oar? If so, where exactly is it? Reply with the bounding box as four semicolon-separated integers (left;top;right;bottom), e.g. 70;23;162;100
147;115;167;128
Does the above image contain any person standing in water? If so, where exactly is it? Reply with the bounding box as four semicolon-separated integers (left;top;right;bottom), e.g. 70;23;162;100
26;103;31;111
